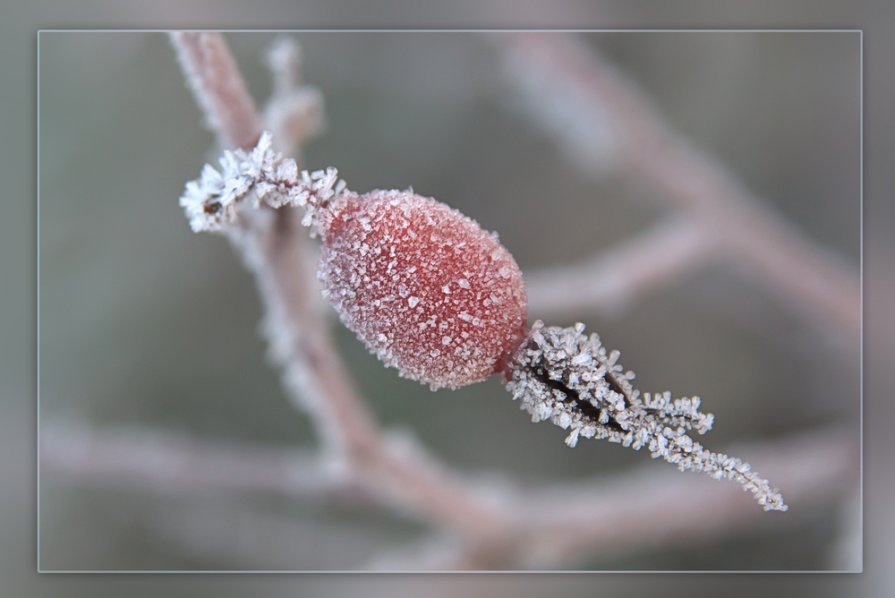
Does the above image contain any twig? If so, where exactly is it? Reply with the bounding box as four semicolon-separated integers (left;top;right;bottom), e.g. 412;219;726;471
526;217;716;316
499;32;860;344
169;32;507;540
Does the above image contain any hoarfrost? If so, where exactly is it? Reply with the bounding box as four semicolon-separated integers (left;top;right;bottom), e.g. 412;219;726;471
506;321;788;512
178;131;345;236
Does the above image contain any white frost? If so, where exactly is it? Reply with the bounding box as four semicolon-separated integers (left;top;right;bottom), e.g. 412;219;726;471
178;131;345;236
506;321;788;512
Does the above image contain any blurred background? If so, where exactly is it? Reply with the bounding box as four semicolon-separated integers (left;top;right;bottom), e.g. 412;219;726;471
35;31;861;572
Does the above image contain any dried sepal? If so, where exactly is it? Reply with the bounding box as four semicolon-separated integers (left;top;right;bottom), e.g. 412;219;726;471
179;131;344;235
507;321;787;512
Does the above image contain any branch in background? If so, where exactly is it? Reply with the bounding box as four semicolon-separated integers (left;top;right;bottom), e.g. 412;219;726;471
499;33;860;345
526;217;716;317
42;420;854;570
41;423;366;503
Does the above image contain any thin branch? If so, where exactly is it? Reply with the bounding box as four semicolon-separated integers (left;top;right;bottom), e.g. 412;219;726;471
499;32;860;344
170;32;263;151
526;217;716;317
170;32;508;540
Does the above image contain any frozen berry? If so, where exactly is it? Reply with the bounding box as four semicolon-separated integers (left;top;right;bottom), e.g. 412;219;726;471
317;190;528;389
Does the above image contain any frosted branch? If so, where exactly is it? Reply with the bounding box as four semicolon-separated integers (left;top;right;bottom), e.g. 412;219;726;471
170;32;262;151
172;34;508;540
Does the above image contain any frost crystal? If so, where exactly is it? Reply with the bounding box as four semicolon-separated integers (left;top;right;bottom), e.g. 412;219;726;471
507;321;788;512
179;131;345;235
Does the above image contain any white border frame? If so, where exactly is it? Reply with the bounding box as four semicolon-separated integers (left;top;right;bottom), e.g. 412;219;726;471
36;28;864;574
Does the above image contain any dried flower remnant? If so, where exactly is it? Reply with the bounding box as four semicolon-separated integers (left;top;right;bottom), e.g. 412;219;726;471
506;321;788;512
179;131;343;235
180;132;787;512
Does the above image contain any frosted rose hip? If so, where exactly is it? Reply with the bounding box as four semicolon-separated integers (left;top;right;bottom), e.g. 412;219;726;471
318;190;528;389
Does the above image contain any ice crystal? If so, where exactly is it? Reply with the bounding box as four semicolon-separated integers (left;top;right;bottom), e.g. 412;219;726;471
179;131;344;235
507;321;788;512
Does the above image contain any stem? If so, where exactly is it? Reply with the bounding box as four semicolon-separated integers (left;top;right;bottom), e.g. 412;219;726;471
170;31;506;539
170;32;263;151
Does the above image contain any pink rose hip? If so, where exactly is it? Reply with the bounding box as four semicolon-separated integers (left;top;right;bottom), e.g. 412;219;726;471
318;190;528;389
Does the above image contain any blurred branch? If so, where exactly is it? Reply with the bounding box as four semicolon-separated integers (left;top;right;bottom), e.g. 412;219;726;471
500;32;860;344
44;420;855;570
508;423;856;568
374;424;856;570
41;423;365;502
526;217;716;316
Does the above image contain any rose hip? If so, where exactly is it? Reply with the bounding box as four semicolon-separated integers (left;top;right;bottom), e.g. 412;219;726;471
317;190;528;389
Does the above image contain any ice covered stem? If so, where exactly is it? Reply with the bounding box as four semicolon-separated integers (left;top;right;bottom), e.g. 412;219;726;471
506;321;788;512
